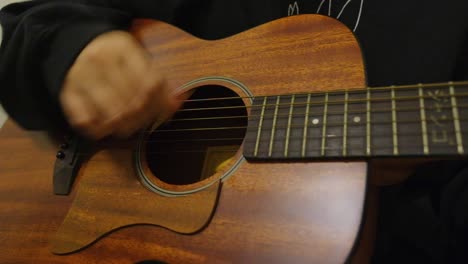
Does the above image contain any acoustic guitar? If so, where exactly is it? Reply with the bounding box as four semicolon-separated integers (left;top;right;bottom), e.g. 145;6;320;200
1;14;467;263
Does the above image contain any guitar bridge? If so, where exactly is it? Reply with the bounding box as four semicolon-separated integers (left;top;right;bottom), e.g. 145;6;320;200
52;135;87;195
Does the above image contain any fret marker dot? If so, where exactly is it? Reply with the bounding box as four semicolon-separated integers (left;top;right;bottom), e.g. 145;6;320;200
312;118;320;125
353;116;361;123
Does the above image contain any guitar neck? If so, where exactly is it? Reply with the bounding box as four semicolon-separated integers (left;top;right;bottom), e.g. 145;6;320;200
244;81;468;160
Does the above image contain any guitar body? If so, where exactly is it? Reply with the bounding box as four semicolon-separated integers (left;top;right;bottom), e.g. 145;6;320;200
0;15;368;263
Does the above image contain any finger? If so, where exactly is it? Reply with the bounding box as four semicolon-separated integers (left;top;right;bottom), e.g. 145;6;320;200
107;49;158;137
169;90;194;116
113;75;167;138
108;48;149;101
76;63;128;122
60;87;111;139
72;68;131;138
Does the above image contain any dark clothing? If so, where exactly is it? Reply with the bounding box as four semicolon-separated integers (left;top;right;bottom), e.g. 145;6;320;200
1;1;468;263
373;160;468;264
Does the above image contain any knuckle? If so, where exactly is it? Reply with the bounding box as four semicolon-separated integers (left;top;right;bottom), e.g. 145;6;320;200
81;44;112;65
82;48;105;64
66;62;84;80
142;80;163;98
121;37;137;50
132;98;149;114
106;112;126;129
141;85;156;98
71;117;96;131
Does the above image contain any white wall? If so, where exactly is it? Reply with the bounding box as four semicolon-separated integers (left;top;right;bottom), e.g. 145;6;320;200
0;0;26;128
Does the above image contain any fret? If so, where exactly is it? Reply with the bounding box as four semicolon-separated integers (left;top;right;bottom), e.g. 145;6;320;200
370;89;393;156
418;85;430;155
324;93;345;157
342;91;349;156
269;95;292;158
259;96;283;157
366;89;371;156
306;93;327;158
321;93;329;156
395;87;424;155
347;90;367;157
287;94;307;158
391;86;399;155
253;96;268;157
449;84;464;154
284;95;296;157
301;94;312;157
268;96;281;157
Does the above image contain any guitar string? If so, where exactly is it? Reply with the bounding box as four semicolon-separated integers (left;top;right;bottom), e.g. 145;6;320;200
73;129;468;156
174;92;468;113
74;123;467;156
140;144;465;155
68;81;468;157
77;141;468;156
69;119;468;155
144;116;467;134
130;129;465;144
179;80;468;103
65;82;468;157
76;137;468;157
63;106;467;155
164;103;468;124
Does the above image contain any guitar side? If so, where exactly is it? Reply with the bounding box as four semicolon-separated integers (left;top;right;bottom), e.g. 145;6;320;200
0;15;368;263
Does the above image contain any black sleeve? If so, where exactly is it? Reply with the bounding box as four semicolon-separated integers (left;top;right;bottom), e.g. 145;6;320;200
454;33;468;81
0;0;132;130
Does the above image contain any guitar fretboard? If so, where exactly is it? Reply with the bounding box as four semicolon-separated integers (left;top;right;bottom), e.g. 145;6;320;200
243;82;468;160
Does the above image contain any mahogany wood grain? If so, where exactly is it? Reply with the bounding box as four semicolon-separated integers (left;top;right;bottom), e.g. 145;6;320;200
0;15;369;263
51;149;221;254
132;14;365;96
0;118;368;263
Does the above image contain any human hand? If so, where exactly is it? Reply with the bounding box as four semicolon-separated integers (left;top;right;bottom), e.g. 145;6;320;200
59;30;176;140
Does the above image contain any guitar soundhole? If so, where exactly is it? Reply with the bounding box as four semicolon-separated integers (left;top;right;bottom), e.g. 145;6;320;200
145;85;248;185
